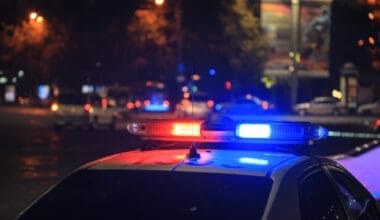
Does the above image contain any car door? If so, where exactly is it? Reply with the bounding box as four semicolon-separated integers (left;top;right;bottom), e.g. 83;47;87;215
325;166;380;219
298;167;348;219
308;99;326;115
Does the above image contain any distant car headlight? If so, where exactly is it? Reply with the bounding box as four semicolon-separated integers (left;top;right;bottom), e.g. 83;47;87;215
51;103;59;112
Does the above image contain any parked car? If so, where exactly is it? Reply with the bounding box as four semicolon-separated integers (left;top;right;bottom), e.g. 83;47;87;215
293;96;346;116
357;99;380;115
51;93;123;130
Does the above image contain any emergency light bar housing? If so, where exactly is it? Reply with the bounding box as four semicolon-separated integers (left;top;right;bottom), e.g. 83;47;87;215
127;119;328;145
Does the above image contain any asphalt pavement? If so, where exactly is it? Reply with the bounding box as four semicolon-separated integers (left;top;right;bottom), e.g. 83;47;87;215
0;106;140;219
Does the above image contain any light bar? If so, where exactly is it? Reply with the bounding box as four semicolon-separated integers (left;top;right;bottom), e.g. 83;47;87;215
127;119;328;144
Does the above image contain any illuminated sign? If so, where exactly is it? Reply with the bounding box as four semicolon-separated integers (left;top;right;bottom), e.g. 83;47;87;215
261;0;332;78
5;85;16;102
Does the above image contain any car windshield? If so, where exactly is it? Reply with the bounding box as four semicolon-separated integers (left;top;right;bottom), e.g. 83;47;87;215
20;170;272;219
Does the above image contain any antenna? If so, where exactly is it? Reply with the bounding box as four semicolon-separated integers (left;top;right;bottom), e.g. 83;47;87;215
187;56;200;159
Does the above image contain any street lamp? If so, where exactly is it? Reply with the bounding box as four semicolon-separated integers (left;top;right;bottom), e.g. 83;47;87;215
30;12;37;20
290;0;300;108
29;11;44;24
155;0;165;6
36;16;44;23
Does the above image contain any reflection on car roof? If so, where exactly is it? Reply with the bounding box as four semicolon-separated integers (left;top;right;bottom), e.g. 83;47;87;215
86;149;306;177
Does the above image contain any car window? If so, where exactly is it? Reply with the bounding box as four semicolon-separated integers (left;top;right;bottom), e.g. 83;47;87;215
299;170;347;220
20;170;273;219
328;168;380;219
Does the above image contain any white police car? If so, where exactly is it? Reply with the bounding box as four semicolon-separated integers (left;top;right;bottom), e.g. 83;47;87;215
18;118;380;219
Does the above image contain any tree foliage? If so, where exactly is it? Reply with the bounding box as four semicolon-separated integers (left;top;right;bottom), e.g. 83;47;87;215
127;6;177;80
220;0;269;83
0;17;67;82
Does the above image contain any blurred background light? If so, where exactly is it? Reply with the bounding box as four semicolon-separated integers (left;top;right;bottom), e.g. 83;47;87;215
208;68;216;76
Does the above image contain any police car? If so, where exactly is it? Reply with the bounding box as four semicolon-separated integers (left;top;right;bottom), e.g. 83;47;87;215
18;118;380;219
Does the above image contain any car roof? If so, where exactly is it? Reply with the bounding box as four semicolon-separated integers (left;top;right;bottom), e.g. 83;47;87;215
313;96;338;102
83;148;311;177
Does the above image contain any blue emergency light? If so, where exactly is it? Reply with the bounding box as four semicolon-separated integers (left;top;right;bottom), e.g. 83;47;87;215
235;122;328;142
236;124;271;138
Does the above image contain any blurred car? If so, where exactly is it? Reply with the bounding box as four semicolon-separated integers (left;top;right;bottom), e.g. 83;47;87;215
143;93;170;112
142;81;171;112
125;94;170;113
293;96;346;116
50;93;122;130
175;94;214;118
357;99;380;115
19;119;380;219
215;96;275;115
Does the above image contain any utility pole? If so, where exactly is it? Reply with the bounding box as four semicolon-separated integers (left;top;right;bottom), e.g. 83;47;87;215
175;0;185;85
175;0;183;68
290;0;300;108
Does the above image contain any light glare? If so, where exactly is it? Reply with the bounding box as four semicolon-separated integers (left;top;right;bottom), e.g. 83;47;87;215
0;77;7;84
191;74;200;81
369;36;375;45
209;68;216;76
36;16;44;23
238;157;269;166
30;12;38;20
332;89;342;99
155;0;165;6
51;103;59;112
236;124;271;138
368;12;375;20
171;123;200;137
